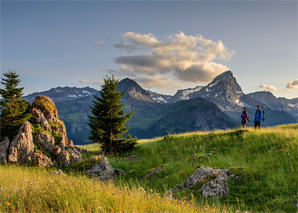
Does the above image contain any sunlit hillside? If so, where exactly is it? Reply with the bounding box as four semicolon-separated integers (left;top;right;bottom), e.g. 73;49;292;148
1;124;297;212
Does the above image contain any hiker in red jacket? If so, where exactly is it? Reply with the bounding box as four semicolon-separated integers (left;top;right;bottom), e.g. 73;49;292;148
241;108;249;129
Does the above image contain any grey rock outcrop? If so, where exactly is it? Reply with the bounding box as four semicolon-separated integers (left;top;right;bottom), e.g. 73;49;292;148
0;137;10;163
8;122;34;164
0;95;81;167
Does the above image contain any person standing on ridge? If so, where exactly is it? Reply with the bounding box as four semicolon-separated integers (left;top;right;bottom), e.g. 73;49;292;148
254;105;263;129
241;108;249;129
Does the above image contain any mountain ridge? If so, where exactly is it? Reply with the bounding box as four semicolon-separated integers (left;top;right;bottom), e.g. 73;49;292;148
22;71;297;144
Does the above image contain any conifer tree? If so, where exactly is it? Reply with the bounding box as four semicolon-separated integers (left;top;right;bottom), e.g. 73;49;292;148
0;70;30;140
88;76;137;154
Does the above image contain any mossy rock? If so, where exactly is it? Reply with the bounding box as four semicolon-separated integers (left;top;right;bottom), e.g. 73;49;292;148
52;131;63;145
32;95;57;117
49;122;59;130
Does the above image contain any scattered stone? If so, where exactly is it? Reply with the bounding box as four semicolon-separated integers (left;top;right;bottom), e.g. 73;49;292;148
114;168;126;176
0;137;10;163
32;152;53;168
86;156;115;181
177;166;230;198
51;169;65;176
74;146;90;154
8;122;34;164
125;155;139;161
140;165;163;180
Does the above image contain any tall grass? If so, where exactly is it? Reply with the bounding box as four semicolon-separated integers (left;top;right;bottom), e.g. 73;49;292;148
0;165;218;212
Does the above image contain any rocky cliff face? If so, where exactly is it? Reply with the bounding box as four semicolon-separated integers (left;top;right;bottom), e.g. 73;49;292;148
0;95;82;167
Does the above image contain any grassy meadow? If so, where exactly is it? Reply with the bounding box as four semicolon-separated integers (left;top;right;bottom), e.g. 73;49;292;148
1;124;297;212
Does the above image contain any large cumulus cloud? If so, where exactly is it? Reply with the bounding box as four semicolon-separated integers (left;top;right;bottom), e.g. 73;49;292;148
113;31;234;86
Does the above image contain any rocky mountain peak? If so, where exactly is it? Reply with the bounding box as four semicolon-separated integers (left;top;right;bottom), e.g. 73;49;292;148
211;70;233;82
118;78;154;103
197;70;244;110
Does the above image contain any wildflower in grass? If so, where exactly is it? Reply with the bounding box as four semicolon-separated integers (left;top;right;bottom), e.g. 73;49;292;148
24;180;27;182
5;202;11;206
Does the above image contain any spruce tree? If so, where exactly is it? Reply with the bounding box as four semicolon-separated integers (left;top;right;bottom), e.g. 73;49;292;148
0;70;30;140
88;76;137;154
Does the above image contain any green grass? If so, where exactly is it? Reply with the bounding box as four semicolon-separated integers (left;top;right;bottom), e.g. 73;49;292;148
79;124;298;212
1;124;297;212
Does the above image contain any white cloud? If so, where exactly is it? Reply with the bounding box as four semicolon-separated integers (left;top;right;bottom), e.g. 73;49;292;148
285;79;298;90
135;75;186;89
94;41;105;47
78;79;103;85
259;84;278;92
113;31;234;85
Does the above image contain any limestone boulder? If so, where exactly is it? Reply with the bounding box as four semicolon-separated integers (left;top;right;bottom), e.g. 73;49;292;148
56;150;70;167
199;176;229;198
8;122;34;164
32;152;53;168
86;156;115;181
183;166;228;189
34;132;55;154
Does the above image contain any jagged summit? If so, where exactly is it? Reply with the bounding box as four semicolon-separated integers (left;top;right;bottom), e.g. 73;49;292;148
197;70;244;110
211;70;233;82
118;78;155;103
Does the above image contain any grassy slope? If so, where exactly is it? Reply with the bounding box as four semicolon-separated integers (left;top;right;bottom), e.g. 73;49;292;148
1;124;297;212
79;124;298;212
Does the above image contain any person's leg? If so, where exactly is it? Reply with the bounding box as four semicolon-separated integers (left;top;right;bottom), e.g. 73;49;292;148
255;122;260;129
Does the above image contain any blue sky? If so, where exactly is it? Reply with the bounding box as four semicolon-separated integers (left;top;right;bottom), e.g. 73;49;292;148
1;1;297;98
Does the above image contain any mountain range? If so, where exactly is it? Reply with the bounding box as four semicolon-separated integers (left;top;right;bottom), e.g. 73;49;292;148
23;71;297;144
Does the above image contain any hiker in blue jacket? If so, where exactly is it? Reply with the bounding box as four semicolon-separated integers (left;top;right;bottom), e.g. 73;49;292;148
254;105;263;129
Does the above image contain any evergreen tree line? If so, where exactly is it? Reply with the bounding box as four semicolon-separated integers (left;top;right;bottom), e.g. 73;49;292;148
0;70;137;154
